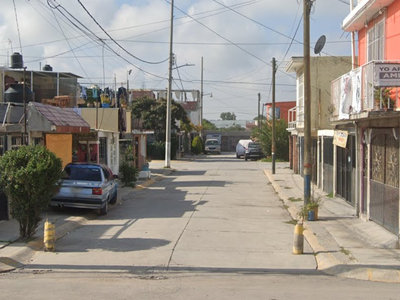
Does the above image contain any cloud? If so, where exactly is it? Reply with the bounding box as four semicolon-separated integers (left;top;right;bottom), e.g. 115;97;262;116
0;0;352;120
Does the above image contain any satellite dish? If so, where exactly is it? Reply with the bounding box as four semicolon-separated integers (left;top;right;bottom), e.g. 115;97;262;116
314;35;326;55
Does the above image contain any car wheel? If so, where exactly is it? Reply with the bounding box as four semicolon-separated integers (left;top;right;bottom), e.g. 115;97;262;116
99;201;108;215
51;205;62;212
245;155;248;161
109;190;118;205
204;151;207;155
236;153;240;158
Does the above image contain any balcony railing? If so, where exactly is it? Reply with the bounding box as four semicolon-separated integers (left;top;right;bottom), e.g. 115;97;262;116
288;106;304;130
330;61;400;121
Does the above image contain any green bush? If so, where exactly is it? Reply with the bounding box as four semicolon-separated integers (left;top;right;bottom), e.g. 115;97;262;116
120;146;138;187
0;145;63;239
191;136;203;155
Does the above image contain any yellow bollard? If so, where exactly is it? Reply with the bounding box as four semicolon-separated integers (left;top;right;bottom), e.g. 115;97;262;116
44;220;56;252
293;222;304;254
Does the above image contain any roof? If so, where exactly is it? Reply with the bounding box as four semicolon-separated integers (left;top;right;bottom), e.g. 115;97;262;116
28;102;90;133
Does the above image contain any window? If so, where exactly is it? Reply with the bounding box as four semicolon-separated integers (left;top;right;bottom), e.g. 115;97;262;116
11;136;22;150
367;20;384;62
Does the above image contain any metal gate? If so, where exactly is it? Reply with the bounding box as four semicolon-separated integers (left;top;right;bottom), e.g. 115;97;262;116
370;131;399;234
99;137;108;165
311;138;317;184
336;135;355;205
323;137;334;194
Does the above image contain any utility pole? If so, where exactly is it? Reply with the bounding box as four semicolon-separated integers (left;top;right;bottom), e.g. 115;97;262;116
303;0;312;205
200;57;203;137
272;57;276;174
258;93;261;130
165;0;174;168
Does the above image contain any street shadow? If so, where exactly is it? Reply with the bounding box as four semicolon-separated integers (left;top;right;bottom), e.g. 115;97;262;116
54;237;171;253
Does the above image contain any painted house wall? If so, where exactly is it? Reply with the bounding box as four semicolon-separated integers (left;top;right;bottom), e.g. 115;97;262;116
358;1;400;65
386;1;400;59
80;108;119;131
310;56;353;132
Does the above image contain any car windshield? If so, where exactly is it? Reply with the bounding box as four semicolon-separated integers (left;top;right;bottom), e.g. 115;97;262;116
63;166;102;181
206;140;219;145
248;143;260;149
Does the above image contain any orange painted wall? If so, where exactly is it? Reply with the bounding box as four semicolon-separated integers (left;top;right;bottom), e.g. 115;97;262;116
358;1;400;65
265;101;296;123
385;1;400;60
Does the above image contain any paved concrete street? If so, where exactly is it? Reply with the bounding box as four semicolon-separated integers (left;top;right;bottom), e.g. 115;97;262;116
1;154;400;299
23;155;316;273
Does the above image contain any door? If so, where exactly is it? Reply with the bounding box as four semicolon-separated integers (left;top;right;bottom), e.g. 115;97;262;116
336;135;355;205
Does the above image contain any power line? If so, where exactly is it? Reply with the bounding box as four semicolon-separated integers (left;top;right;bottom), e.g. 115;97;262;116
76;0;168;65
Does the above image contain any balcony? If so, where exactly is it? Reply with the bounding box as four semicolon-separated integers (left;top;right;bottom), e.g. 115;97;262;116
330;61;400;122
287;106;304;131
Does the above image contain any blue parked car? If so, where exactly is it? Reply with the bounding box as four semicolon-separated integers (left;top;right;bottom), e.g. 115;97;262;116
51;162;118;215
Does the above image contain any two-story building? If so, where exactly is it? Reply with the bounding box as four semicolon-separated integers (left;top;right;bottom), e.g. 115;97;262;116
330;0;400;236
286;56;353;191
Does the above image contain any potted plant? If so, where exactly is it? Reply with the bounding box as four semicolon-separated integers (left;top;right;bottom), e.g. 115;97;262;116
297;205;309;223
307;197;322;221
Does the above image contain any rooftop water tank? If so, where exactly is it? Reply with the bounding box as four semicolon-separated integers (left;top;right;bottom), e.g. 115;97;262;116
10;52;23;69
43;64;53;71
4;84;33;103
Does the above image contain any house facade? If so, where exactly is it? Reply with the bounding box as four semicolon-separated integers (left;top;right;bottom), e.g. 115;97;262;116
329;0;400;236
285;56;353;186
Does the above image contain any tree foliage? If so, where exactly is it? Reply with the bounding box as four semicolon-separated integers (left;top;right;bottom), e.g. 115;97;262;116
252;119;290;161
220;112;236;120
202;119;217;130
0;145;63;239
191;136;203;155
131;97;192;141
119;145;138;187
220;124;246;131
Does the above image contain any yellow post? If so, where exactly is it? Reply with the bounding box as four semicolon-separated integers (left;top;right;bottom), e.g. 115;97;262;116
44;220;56;252
293;222;304;254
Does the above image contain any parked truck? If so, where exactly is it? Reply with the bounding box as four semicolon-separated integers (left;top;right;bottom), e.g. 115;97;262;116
206;134;221;145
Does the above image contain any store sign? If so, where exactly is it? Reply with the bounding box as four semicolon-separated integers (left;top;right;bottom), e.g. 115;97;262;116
333;130;348;148
374;63;400;87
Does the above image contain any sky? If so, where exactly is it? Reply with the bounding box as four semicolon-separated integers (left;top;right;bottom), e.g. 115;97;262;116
0;0;353;121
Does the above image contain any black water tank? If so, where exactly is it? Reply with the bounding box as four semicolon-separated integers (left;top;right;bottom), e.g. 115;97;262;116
43;64;53;71
11;52;23;69
4;84;33;103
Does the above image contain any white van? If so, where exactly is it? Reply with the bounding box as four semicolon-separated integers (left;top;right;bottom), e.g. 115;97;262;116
235;139;252;158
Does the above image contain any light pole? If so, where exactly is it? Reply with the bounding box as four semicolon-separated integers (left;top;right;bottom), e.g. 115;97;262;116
127;69;132;104
165;0;174;168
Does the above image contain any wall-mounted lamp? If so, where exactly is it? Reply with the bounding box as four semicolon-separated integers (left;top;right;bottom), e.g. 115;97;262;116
364;21;368;28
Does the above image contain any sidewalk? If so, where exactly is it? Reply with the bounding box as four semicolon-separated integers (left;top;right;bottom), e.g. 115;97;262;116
0;164;172;273
265;162;400;283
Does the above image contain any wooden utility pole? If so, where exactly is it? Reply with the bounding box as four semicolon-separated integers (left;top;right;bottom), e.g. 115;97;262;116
303;0;312;205
165;0;174;168
258;93;261;130
272;57;276;174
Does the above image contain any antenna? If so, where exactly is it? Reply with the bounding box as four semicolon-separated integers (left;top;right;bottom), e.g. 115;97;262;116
314;35;326;55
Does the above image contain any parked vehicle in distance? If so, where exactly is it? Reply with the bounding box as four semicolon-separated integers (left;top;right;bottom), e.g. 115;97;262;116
236;139;252;158
204;139;221;154
245;141;263;161
236;139;264;161
51;162;118;215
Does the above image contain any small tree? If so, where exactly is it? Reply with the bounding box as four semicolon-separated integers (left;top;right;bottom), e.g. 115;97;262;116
0;145;63;239
119;145;138;187
191;136;203;155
